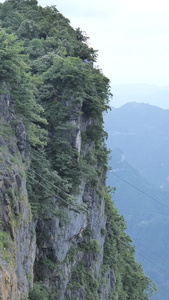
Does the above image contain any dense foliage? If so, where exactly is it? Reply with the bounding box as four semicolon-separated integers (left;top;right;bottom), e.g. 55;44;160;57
0;0;156;299
0;0;109;193
0;28;48;147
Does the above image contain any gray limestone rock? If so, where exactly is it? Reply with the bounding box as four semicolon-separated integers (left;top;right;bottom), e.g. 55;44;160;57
33;97;115;300
0;88;35;300
0;86;116;300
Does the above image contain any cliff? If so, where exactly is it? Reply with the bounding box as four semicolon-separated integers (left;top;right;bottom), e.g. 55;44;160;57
0;1;156;299
0;84;36;299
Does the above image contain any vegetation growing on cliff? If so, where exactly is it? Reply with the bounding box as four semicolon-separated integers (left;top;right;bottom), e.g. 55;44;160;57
0;0;156;299
0;28;48;147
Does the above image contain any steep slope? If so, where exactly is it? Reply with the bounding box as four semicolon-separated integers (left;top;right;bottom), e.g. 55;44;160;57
0;1;156;299
0;83;36;299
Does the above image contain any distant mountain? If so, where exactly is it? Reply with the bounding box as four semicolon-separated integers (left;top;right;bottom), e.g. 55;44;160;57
104;103;169;300
107;148;169;300
111;84;169;110
105;103;169;191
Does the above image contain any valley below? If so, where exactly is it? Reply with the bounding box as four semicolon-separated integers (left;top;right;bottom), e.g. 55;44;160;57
105;102;169;300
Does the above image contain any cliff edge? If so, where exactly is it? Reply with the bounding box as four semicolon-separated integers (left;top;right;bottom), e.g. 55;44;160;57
0;1;156;299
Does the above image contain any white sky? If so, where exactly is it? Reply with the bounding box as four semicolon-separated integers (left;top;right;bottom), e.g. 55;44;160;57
38;0;169;109
1;0;169;108
37;0;169;85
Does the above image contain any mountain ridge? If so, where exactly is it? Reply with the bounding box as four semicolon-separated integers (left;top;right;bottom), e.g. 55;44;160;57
105;103;169;300
111;84;169;109
105;102;169;191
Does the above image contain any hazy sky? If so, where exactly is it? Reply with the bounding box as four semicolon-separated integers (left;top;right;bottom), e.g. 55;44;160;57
1;0;169;108
38;0;169;109
38;0;169;86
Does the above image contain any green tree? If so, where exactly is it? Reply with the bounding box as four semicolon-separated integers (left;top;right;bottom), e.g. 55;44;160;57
0;28;47;147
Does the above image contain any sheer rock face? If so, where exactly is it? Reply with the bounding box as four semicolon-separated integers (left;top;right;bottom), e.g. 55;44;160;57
34;99;113;300
0;90;115;299
35;187;107;299
0;91;36;300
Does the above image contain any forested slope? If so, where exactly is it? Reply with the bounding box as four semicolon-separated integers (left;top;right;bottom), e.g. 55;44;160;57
0;1;156;299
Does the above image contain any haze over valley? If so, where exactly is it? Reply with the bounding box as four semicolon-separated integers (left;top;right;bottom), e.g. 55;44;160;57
105;102;169;300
